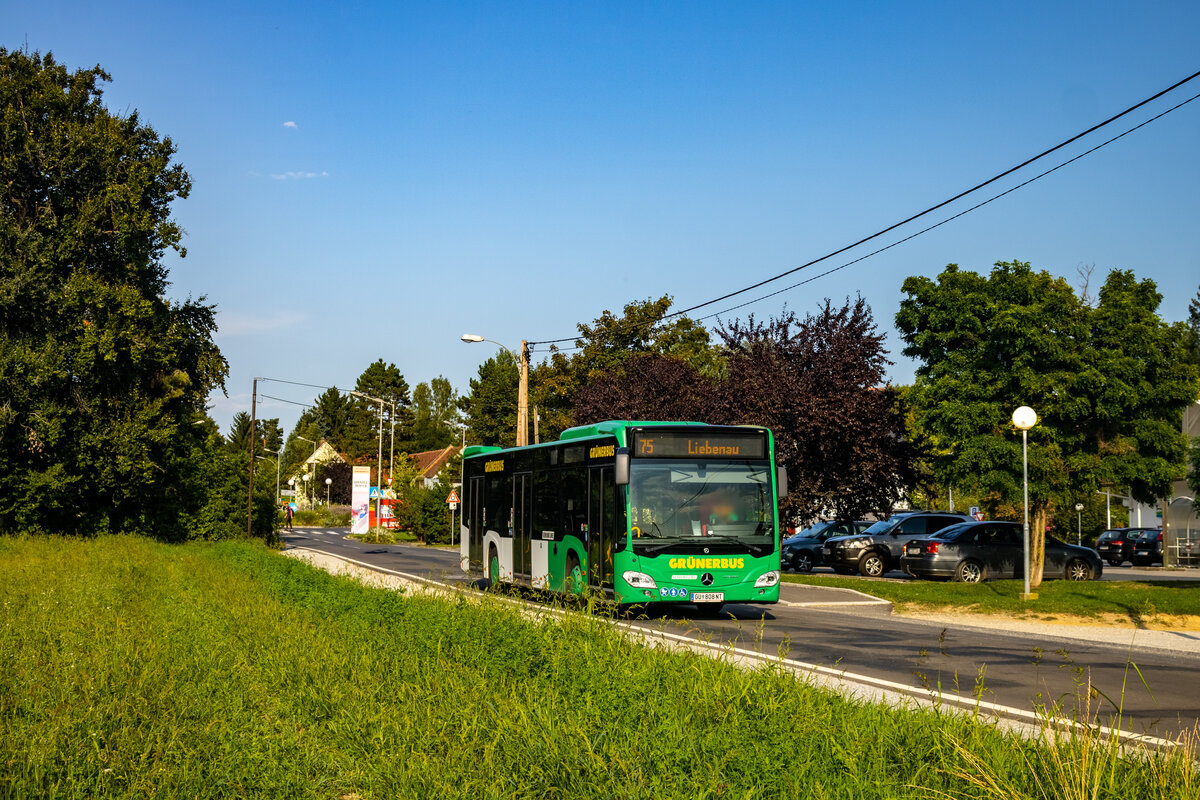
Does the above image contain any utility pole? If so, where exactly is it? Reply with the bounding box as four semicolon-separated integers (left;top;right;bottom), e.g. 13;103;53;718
247;378;257;538
517;340;529;447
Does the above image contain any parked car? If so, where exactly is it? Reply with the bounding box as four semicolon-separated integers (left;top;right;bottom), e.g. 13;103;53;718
1096;527;1159;566
901;520;1103;582
781;520;870;572
822;511;971;577
1132;529;1165;566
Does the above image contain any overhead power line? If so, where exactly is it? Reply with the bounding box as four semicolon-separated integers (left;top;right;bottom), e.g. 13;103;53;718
530;68;1200;348
257;393;313;409
684;87;1200;327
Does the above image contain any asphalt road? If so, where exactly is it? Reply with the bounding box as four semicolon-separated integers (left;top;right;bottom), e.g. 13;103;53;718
281;527;1200;744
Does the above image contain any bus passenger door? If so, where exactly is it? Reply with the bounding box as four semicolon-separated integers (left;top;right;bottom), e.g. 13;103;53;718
588;466;615;591
513;472;531;582
468;476;483;570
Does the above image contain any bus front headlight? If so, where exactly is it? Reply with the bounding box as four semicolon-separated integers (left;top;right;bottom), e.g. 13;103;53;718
754;570;780;588
622;571;657;590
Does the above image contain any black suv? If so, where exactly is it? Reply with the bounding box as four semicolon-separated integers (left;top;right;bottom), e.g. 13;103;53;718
781;520;870;572
1132;529;1165;566
1096;528;1159;566
823;511;971;577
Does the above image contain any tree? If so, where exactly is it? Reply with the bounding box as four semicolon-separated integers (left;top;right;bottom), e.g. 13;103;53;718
1187;283;1200;365
461;353;519;447
0;49;229;536
714;298;918;525
345;360;413;461
295;388;353;451
315;460;352;505
896;261;1200;588
534;296;720;439
411;376;462;451
225;412;281;458
1189;437;1200;515
573;353;714;424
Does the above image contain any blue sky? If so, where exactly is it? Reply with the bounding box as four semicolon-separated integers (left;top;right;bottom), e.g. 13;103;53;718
6;1;1199;437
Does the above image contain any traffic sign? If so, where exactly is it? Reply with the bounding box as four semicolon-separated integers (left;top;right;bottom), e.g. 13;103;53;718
446;489;460;504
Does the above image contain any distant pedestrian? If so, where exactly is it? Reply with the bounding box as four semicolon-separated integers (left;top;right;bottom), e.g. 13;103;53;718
284;503;294;530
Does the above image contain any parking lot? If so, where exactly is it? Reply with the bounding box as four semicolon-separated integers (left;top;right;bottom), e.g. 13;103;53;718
790;563;1200;583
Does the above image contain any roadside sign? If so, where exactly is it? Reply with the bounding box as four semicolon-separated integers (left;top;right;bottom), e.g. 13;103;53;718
449;502;458;511
446;489;460;504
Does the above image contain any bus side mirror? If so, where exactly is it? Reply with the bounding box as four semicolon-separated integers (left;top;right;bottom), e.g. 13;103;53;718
615;449;630;485
777;466;788;498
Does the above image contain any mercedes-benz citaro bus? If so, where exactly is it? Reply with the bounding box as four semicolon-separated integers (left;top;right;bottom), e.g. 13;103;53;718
460;420;786;610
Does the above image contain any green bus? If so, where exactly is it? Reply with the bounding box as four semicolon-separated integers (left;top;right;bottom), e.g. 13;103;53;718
459;420;786;609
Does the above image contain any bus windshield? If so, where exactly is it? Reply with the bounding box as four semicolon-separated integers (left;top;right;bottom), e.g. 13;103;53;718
628;459;775;541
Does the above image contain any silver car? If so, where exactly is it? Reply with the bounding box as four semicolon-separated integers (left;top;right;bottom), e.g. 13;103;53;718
901;521;1103;582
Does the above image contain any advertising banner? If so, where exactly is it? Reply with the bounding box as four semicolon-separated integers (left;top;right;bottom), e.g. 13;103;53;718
351;466;371;534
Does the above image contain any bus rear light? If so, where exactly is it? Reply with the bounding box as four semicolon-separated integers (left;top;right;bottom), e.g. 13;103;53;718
622;571;657;590
755;570;780;588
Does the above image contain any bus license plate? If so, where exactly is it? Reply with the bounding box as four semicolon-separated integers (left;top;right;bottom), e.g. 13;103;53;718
692;592;724;603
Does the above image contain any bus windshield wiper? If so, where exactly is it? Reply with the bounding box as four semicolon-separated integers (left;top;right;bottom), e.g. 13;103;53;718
636;541;685;555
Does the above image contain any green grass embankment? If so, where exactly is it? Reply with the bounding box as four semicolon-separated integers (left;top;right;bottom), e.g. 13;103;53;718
2;535;1196;799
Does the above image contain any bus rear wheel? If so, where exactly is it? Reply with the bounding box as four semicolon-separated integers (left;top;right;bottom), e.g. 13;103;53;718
487;545;500;589
565;552;584;595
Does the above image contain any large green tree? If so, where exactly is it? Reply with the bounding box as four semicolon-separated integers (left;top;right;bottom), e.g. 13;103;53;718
897;261;1200;587
0;49;228;536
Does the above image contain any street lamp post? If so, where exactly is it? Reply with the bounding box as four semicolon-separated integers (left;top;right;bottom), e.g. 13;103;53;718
350;390;388;525
302;473;311;507
461;334;529;446
1012;406;1038;600
1075;502;1084;546
325;477;332;506
295;435;319;506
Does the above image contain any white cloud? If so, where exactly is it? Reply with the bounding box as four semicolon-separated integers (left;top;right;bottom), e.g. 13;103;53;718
283;121;298;128
216;310;303;337
270;170;329;180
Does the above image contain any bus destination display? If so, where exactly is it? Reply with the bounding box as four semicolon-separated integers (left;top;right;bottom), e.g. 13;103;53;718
632;430;766;460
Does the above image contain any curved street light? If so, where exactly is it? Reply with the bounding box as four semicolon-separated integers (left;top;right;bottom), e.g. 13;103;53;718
461;333;529;447
350;390;392;523
1012;406;1037;600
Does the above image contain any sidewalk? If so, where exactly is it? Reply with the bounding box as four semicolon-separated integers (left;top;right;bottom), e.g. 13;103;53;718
778;581;1200;656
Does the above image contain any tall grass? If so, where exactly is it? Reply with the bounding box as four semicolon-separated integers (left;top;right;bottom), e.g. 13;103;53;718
1;535;1194;799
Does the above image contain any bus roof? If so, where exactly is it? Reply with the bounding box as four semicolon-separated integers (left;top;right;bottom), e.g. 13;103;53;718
558;420;709;441
463;421;771;460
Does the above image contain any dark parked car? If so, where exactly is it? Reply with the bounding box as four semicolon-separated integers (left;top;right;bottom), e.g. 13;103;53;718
1096;527;1159;566
781;520;870;572
901;520;1103;582
822;511;971;577
1132;529;1165;566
